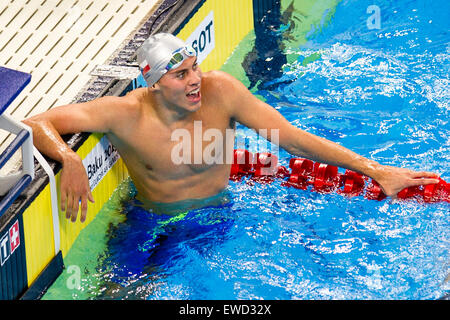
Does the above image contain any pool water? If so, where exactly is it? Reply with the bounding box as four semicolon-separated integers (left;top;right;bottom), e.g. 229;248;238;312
44;0;449;300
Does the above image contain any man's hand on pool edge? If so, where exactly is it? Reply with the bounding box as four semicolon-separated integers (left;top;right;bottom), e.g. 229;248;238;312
373;165;440;199
60;152;95;223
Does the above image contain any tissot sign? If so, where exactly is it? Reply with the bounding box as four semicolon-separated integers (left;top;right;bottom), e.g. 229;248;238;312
0;220;20;266
185;11;215;65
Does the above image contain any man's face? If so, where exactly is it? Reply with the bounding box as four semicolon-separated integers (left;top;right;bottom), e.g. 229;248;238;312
156;56;202;112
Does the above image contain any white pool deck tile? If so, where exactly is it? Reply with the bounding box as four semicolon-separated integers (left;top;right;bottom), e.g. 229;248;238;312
0;0;158;173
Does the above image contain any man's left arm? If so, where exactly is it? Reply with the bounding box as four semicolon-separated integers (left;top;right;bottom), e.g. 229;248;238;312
217;71;439;198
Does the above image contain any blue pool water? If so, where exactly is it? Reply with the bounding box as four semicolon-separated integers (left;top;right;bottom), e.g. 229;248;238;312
44;0;448;300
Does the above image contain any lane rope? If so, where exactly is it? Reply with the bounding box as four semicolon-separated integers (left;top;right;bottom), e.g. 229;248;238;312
230;149;450;203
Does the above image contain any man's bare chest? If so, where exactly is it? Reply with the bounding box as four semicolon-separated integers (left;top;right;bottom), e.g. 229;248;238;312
110;114;236;177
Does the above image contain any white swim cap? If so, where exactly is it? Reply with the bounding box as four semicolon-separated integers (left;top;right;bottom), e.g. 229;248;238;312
136;33;196;87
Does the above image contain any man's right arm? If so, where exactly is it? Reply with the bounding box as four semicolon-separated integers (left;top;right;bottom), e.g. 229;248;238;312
23;95;133;222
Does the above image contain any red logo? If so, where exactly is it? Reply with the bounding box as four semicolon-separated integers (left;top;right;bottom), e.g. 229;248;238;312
1;219;20;266
142;64;151;75
9;220;20;254
139;59;151;76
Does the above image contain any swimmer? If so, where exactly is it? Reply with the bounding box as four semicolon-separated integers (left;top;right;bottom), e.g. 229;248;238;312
23;33;440;223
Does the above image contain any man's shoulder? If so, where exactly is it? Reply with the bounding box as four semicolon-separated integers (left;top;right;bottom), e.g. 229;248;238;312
201;70;249;105
201;70;239;98
202;70;234;83
122;87;147;105
105;87;147;114
97;88;148;131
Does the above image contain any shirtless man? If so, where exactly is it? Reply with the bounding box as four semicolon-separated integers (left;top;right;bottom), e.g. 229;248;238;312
23;33;439;223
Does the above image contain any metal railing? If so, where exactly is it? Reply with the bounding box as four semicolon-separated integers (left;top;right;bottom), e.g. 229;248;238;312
0;66;60;253
0;114;35;218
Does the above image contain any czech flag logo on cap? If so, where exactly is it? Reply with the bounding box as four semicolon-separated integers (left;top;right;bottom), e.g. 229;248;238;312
139;60;151;76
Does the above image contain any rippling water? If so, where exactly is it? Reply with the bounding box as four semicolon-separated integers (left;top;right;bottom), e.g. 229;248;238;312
44;0;449;300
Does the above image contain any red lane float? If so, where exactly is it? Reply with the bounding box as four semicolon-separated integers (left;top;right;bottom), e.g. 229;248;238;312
230;149;450;203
